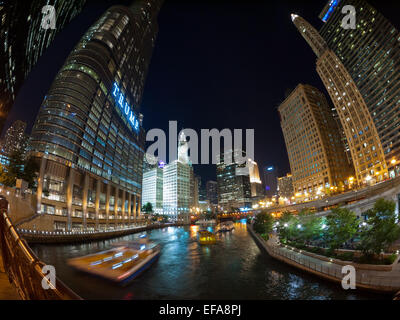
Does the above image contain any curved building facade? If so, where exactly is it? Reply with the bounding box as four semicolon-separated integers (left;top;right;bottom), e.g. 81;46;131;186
30;1;162;232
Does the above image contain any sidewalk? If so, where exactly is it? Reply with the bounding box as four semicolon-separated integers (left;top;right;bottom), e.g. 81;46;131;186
0;251;20;300
249;226;400;293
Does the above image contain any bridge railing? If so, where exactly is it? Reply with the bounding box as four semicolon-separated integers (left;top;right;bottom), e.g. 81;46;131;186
0;199;81;300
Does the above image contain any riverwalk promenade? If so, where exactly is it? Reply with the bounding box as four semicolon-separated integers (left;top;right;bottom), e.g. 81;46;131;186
248;224;400;294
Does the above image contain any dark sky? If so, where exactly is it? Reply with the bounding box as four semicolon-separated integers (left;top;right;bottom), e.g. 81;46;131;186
7;0;400;185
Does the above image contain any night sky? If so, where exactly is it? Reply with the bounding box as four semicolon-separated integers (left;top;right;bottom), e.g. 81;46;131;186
6;0;400;184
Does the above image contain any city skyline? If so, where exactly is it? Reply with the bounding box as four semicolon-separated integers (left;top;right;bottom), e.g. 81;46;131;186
2;0;400;304
5;0;387;182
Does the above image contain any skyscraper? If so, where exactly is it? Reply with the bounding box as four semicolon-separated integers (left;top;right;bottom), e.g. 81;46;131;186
0;0;87;133
29;1;163;232
278;84;353;199
1;120;27;156
277;173;294;199
248;159;263;197
216;149;251;211
206;180;218;205
163;132;192;222
142;163;163;214
263;165;278;197
319;0;400;177
291;14;388;185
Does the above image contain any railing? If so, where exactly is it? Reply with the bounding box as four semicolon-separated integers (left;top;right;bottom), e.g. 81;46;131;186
248;224;400;293
0;199;81;300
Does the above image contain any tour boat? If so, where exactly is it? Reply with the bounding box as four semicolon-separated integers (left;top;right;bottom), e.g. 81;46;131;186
216;221;235;232
67;238;160;285
195;219;216;226
197;230;216;245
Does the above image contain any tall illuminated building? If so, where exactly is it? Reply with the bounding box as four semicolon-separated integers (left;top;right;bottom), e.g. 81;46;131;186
291;14;388;185
0;0;87;133
278;84;353;199
216;149;251;211
163;132;192;222
1;120;27;156
319;0;400;177
248;159;263;197
142;162;164;214
277;173;294;199
29;1;163;232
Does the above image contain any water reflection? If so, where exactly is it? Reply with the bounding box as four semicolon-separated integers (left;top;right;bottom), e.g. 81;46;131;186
31;223;384;300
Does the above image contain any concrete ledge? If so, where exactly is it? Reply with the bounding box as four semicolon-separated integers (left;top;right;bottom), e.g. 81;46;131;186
19;223;184;244
284;245;397;272
247;224;400;294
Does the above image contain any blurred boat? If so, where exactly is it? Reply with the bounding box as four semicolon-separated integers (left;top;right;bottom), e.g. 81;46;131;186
216;221;235;232
195;219;216;225
197;230;216;245
67;238;160;285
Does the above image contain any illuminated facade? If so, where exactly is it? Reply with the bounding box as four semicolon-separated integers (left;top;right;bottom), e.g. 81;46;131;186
248;159;263;197
29;1;162;231
278;84;353;199
0;0;86;133
162;132;192;222
319;0;400;177
216;149;251;211
277;173;294;199
142;165;163;214
1;120;27;156
292;14;387;185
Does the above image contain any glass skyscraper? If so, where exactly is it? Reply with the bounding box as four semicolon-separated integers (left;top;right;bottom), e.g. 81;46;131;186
319;0;400;177
0;0;87;133
29;1;162;232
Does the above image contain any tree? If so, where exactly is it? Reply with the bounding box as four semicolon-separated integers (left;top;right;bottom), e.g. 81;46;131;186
253;212;274;239
359;198;400;257
21;156;39;189
300;215;324;244
325;207;359;252
0;150;38;189
142;202;153;214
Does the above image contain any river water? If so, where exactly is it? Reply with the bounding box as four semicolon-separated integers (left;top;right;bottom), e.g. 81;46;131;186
31;222;385;300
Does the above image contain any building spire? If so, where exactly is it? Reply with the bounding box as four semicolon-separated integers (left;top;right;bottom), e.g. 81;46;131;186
291;14;328;58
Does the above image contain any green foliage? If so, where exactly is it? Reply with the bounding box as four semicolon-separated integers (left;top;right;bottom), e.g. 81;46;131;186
0;150;38;189
325;207;359;252
276;211;300;242
142;202;153;214
299;215;324;243
253;212;274;239
359;198;400;256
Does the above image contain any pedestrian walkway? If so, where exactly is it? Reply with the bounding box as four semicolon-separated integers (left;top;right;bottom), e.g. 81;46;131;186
0;251;20;300
248;226;400;293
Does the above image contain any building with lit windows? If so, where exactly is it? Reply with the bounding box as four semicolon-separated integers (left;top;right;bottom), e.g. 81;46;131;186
278;84;354;199
162;132;192;222
291;14;388;185
0;1;87;133
216;149;251;211
319;0;400;177
142;163;163;214
277;173;294;199
248;159;263;197
29;1;163;232
1;120;28;156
